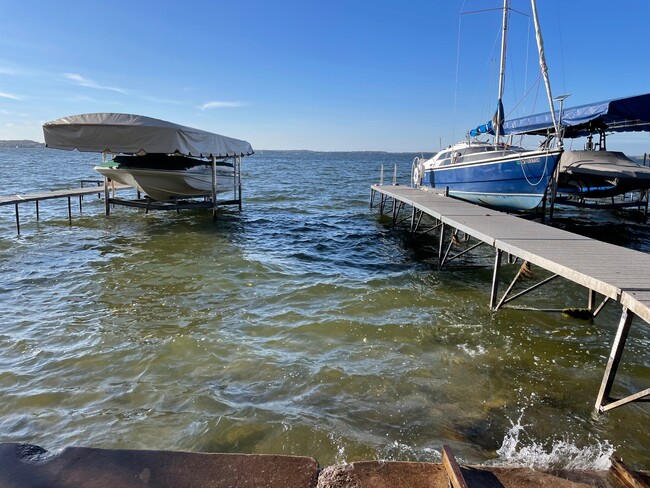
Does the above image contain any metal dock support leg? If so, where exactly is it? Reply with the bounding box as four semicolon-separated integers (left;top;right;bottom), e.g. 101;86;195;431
594;307;650;412
588;289;596;312
104;177;111;216
490;249;503;310
14;203;20;235
437;223;445;270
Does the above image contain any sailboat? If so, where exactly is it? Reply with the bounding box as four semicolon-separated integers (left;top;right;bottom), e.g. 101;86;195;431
413;0;563;212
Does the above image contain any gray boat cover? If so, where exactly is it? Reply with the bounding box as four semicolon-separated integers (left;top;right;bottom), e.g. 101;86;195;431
560;150;650;179
43;113;254;158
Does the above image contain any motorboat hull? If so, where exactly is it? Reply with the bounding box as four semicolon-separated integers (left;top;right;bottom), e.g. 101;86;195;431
94;166;143;192
123;166;234;201
94;155;235;201
557;150;650;198
421;150;562;212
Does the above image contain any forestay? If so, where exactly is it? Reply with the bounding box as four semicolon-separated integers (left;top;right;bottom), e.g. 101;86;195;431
43;113;254;158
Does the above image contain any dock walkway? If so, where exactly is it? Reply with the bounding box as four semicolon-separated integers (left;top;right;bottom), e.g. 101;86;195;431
0;182;130;234
370;184;650;413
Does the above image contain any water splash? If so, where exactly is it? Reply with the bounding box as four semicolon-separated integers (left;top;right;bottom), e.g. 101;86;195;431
492;410;614;470
380;440;441;462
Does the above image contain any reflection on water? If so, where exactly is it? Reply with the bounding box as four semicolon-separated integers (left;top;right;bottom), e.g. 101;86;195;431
0;148;649;469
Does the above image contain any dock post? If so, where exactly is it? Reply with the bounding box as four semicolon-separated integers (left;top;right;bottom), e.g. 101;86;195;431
595;307;634;412
67;196;72;223
14;203;20;235
438;223;445;269
410;207;416;235
588;289;596;312
211;156;218;220
490;249;502;310
237;156;241;212
104;177;110;216
379;193;386;215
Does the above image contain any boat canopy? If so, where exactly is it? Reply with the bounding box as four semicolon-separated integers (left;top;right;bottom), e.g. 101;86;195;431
501;93;650;138
43;113;254;158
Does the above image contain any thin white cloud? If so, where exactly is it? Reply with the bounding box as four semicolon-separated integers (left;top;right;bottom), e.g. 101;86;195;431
200;101;246;110
0;91;21;100
144;95;184;105
63;72;128;94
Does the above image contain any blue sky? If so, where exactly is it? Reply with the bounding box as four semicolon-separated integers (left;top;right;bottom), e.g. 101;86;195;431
1;0;649;153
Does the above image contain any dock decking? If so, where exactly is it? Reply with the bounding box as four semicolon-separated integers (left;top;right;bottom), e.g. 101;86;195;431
0;182;131;234
370;184;650;413
1;179;242;234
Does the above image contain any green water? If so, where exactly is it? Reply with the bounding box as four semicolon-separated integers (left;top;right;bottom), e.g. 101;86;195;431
0;148;648;469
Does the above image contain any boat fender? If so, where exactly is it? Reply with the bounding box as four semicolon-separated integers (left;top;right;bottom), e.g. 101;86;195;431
412;157;425;186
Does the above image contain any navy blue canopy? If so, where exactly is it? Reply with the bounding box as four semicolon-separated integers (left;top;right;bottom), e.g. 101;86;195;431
501;93;650;138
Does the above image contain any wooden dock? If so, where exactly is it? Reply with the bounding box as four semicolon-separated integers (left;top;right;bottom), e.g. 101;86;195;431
370;184;650;414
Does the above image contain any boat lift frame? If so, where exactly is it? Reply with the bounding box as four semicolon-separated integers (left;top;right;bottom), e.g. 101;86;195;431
370;183;650;414
103;155;244;218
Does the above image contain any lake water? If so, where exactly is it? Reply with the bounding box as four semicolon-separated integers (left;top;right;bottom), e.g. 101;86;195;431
1;148;649;469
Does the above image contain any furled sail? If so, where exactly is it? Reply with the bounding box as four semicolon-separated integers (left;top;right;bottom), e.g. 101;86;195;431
469;100;504;137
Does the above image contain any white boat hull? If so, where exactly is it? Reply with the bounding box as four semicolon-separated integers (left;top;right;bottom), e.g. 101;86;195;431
94;166;143;192
94;165;235;201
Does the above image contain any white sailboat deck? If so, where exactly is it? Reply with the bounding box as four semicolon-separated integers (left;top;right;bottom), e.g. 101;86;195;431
370;184;650;413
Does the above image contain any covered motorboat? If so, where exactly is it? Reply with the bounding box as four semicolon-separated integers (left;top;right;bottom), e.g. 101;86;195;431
43;113;253;201
94;154;236;201
502;93;650;199
557;150;650;198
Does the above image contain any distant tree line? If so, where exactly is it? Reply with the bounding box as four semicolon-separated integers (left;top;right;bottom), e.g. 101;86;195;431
0;140;44;148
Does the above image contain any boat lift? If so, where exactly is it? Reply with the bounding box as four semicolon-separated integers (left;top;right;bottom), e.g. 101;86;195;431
102;154;244;219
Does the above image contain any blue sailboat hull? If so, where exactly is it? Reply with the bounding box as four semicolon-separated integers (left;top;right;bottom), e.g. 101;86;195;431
422;151;562;212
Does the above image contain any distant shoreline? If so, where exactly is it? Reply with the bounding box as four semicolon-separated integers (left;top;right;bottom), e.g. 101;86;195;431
0;140;45;148
0;141;647;161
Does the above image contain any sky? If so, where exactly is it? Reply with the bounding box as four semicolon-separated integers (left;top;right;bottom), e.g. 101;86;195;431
1;0;649;153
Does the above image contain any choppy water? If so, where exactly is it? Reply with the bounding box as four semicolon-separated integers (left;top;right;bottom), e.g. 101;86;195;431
1;148;649;469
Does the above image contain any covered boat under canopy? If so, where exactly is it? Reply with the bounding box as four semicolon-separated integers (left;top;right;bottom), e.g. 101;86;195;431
501;93;650;138
43;113;254;158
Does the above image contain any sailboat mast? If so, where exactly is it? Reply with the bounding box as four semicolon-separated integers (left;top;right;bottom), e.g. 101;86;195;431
530;0;561;147
495;0;509;144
